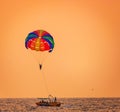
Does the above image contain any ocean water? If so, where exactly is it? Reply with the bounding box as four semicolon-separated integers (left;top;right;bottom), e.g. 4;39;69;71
0;98;120;112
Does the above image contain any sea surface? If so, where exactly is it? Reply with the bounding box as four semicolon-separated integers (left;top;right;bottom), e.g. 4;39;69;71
0;98;120;112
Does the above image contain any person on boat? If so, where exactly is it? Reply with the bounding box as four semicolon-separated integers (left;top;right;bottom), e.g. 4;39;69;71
42;100;44;102
54;97;57;102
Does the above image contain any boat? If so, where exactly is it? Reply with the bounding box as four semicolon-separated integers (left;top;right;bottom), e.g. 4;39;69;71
36;101;61;107
36;95;61;107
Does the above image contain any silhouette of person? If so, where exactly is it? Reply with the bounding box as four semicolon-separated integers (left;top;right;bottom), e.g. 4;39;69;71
39;64;42;70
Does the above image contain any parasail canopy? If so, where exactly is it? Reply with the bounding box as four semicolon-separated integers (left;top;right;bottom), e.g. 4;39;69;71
25;30;54;52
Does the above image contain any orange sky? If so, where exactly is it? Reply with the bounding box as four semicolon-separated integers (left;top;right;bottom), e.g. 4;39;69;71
0;0;120;98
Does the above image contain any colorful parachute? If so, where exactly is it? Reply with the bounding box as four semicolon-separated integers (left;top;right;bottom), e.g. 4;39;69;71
25;30;54;52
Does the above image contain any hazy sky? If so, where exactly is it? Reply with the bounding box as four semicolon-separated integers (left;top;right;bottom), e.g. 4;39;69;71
0;0;120;98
